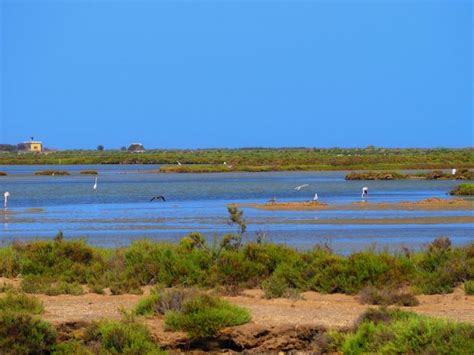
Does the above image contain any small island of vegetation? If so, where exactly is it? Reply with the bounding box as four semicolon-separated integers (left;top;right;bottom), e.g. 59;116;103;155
450;183;474;196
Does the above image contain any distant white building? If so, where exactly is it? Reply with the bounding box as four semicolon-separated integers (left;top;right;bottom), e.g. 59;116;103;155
127;143;145;153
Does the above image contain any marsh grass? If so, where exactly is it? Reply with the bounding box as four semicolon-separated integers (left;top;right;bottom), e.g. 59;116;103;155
357;286;419;307
34;170;70;176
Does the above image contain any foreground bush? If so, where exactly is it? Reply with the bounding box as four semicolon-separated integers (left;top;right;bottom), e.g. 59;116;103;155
0;292;44;314
358;286;419;307
0;312;57;354
85;319;163;354
165;293;251;339
465;280;474;295
341;308;474;354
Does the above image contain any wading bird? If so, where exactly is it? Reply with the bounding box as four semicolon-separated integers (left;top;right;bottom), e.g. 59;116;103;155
362;187;369;198
295;184;309;191
313;193;319;201
177;161;182;166
452;168;457;175
93;177;98;190
150;195;166;202
3;192;10;208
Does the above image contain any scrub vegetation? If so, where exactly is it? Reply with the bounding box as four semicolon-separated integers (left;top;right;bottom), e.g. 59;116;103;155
0;232;472;298
450;183;474;196
346;169;474;180
0;148;472;172
34;170;70;176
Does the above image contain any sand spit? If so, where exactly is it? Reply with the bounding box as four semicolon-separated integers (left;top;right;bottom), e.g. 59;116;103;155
248;198;473;211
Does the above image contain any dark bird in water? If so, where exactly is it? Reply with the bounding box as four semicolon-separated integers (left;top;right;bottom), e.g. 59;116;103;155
150;196;166;202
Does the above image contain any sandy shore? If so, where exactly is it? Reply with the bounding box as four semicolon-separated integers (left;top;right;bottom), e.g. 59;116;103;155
247;198;473;211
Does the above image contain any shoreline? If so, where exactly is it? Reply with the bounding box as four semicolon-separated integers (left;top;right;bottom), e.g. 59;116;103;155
246;198;474;211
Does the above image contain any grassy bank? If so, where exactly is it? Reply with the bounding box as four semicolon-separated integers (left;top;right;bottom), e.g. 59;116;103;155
450;183;474;196
0;232;472;297
0;148;473;171
346;169;474;180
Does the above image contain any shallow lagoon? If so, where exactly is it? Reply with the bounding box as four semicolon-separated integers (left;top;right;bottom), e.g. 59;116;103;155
0;165;472;253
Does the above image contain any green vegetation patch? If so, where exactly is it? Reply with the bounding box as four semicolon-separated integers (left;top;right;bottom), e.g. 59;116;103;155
0;312;57;354
450;183;474;196
164;292;251;339
0;292;44;314
85;319;163;354
357;286;419;306
339;308;474;354
79;170;98;175
465;280;474;295
0;172;6;176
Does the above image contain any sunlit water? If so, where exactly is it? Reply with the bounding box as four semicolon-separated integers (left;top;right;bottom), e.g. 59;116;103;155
0;165;472;253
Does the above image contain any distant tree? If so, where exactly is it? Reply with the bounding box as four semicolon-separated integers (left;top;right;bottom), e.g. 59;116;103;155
97;145;104;151
120;146;127;151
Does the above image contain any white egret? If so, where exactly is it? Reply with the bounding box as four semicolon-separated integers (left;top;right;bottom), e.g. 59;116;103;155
452;168;457;175
93;177;98;190
295;184;309;191
313;193;319;201
3;192;10;208
177;161;182;166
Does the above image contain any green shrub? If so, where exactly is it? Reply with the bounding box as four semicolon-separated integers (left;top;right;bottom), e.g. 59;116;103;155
86;320;162;354
0;292;43;314
53;340;93;355
342;308;474;354
450;183;474;196
21;276;84;295
465;281;474;295
135;287;191;316
164;293;251;339
358;286;419;307
0;312;57;354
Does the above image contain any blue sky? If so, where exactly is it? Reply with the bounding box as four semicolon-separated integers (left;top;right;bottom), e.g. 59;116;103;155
1;0;472;149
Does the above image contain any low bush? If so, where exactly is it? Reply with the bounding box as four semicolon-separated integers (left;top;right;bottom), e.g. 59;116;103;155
0;291;44;314
53;340;93;355
21;275;84;296
85;319;162;354
0;312;57;354
358;286;419;307
138;290;251;339
465;281;474;295
342;308;474;354
0;172;7;176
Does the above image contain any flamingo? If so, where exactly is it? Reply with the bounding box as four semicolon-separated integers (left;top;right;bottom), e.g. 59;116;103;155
362;187;369;198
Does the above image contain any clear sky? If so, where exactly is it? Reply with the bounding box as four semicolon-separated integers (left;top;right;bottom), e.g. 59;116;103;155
0;0;472;149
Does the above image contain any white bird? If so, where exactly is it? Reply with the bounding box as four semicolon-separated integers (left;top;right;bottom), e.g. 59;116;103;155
3;192;10;208
93;177;98;190
452;168;457;175
295;184;309;191
177;161;182;166
313;193;319;201
362;187;369;198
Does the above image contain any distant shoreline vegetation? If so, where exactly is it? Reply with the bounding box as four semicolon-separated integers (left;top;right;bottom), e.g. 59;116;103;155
0;148;472;172
345;169;474;180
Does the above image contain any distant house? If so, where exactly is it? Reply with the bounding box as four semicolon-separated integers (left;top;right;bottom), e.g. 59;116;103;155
127;143;145;152
18;139;43;152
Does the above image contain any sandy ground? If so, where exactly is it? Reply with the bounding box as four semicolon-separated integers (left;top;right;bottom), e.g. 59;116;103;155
247;198;473;211
0;280;468;328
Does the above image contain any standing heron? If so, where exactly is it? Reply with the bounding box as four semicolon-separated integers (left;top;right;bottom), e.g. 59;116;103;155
3;192;10;208
93;177;98;190
362;187;369;198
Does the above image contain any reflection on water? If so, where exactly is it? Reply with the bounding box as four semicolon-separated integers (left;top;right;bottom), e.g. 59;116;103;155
0;165;472;253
